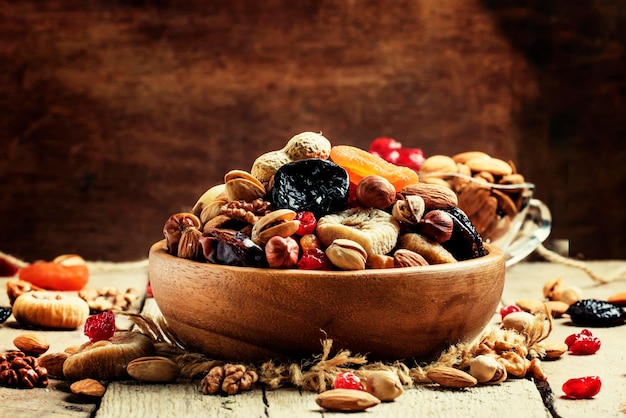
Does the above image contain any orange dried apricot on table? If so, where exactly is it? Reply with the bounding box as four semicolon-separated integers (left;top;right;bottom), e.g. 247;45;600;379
329;145;420;191
18;262;89;291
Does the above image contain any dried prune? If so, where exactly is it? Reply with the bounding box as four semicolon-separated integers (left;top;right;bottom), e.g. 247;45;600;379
200;228;267;268
441;207;487;260
566;299;626;327
0;306;11;324
269;159;350;218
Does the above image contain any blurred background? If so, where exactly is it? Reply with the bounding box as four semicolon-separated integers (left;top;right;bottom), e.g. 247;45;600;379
1;0;624;262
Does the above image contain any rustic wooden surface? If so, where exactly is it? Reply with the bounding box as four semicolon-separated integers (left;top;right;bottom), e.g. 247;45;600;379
0;0;624;262
1;258;625;417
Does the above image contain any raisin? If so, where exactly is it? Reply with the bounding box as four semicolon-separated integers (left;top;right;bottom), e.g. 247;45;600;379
566;299;626;327
441;207;487;260
0;306;12;324
562;376;601;399
84;311;116;342
269;159;350;218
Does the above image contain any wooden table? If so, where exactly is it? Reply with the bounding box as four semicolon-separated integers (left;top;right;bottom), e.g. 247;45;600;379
1;259;625;418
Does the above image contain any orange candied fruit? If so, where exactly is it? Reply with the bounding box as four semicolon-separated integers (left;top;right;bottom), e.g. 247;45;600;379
18;262;89;291
329;145;420;191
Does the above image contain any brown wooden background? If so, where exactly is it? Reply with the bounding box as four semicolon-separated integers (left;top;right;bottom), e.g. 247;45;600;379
1;0;624;262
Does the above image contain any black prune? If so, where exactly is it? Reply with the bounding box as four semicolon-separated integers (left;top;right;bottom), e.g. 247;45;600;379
441;207;487;261
566;299;626;327
269;158;350;218
200;228;267;268
0;306;11;324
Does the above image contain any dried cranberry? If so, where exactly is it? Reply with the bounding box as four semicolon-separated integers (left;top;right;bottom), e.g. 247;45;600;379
566;299;626;327
297;249;333;271
565;329;601;355
395;148;425;172
562;376;601;399
146;281;153;298
369;137;402;162
500;305;522;320
84;311;116;342
295;211;317;236
564;328;593;348
334;371;364;391
0;306;12;324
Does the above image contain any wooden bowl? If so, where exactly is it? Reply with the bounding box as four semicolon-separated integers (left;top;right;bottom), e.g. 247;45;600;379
149;240;505;362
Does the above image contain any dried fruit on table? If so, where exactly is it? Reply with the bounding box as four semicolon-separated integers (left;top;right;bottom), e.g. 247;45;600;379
294;211;317;235
200;228;266;268
84;311;116;343
269;158;350;218
566;299;626;327
18;258;89;291
565;329;601;355
12;291;90;330
334;371;364;391
330;145;419;191
562;376;601;399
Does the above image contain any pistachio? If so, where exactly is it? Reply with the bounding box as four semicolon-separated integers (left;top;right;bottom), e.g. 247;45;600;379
392;195;425;224
365;370;404;401
325;239;367;270
126;356;180;383
224;170;266;202
13;333;50;356
191;184;227;217
355;175;397;210
250;209;299;245
469;355;507;384
427;366;477;388
315;388;380;412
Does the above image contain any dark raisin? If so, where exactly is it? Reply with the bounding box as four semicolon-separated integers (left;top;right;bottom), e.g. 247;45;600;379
269;159;350;218
441;207;487;260
566;299;626;327
200;228;267;268
0;306;11;324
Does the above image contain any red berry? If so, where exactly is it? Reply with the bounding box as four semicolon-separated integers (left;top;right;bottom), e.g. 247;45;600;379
369;137;402;161
295;211;317;236
500;305;522;319
146;281;153;298
297;249;333;270
565;329;599;353
334;371;364;391
569;334;601;355
562;376;601;399
84;311;116;342
395;148;425;171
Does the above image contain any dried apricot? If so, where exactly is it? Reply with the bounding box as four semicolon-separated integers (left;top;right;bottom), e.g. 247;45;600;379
330;145;419;191
18;262;89;291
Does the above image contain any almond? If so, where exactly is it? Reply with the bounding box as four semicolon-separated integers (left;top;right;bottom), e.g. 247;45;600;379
315;388;381;412
426;366;477;388
13;333;50;356
70;378;106;398
400;183;458;210
126;356;180;383
539;339;568;360
38;352;70;378
465;157;513;176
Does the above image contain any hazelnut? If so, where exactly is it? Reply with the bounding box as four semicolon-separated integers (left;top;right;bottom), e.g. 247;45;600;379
356;175;397;210
365;370;404;401
418;210;454;243
264;236;299;268
393;249;429;268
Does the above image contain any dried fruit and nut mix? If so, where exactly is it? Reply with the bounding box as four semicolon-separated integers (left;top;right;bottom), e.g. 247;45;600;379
163;132;490;270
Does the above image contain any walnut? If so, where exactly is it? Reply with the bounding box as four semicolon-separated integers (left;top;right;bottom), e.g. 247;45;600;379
78;287;139;313
0;351;48;389
220;199;271;224
200;364;258;395
6;280;45;305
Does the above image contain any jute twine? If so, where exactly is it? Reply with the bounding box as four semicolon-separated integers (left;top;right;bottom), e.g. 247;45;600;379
118;308;553;392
